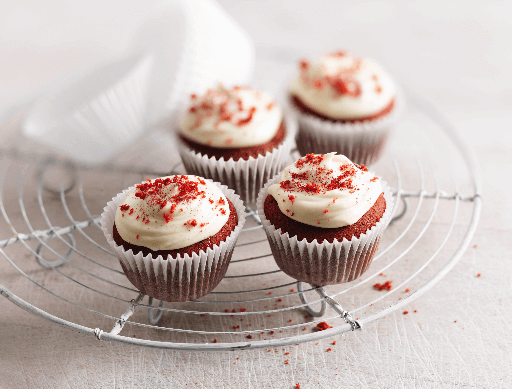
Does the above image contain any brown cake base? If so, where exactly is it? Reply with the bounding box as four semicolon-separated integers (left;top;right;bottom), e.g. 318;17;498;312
262;193;387;285
180;121;286;162
112;199;238;302
290;95;395;123
264;193;386;243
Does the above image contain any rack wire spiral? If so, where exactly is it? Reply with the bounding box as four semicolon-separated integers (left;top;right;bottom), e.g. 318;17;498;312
0;91;481;351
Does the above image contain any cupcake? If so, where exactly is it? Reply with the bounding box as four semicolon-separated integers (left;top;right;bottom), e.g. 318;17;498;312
177;84;295;205
257;153;394;285
289;51;401;166
100;175;246;302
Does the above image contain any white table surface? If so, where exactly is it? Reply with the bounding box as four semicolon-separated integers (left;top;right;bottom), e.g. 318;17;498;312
0;1;511;388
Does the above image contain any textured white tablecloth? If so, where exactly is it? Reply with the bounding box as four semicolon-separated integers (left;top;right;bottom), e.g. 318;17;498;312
0;1;511;388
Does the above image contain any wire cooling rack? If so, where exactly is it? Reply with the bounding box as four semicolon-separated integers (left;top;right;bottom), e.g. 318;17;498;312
0;91;481;351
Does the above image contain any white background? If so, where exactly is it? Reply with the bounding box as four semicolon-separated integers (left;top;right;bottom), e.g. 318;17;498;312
0;1;511;388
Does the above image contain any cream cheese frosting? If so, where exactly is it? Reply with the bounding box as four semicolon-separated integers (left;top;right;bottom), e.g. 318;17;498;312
289;51;395;119
115;175;230;251
179;84;283;148
267;153;382;228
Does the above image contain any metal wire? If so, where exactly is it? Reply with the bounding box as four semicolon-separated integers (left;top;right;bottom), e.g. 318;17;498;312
0;91;482;351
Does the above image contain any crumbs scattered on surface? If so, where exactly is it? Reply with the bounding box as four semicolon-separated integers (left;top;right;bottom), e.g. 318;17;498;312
373;280;393;291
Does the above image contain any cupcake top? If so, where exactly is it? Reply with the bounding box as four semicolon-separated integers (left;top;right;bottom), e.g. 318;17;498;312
267;153;382;228
289;51;395;120
115;175;230;251
179;84;283;148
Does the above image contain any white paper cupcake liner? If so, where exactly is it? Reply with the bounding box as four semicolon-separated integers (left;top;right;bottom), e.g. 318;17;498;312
100;180;246;302
177;111;297;205
22;54;154;165
257;175;394;285
129;0;255;126
289;90;404;166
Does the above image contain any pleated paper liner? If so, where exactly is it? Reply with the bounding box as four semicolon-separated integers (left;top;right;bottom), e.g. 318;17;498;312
177;110;297;205
256;175;394;286
22;54;154;165
101;180;246;302
289;87;405;167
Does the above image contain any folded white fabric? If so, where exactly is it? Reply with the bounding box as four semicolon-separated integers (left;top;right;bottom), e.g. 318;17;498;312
21;0;255;165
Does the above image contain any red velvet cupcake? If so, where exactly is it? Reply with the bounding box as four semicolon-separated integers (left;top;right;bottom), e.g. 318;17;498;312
101;175;246;302
257;153;394;285
177;84;296;205
289;51;402;166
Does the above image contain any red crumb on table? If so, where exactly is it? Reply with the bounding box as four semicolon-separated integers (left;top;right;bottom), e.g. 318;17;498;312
477;273;481;277
332;341;336;345
374;280;393;291
290;289;295;292
200;314;206;317
326;348;332;352
246;335;253;339
213;339;217;343
379;273;386;276
239;308;246;312
284;359;289;365
414;310;417;313
316;322;332;331
295;384;301;389
405;288;410;293
473;244;478;248
285;352;290;355
403;311;409;315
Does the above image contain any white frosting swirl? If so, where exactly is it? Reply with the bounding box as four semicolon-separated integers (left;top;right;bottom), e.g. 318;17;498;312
115;176;230;251
267;153;382;228
179;85;283;148
289;51;395;119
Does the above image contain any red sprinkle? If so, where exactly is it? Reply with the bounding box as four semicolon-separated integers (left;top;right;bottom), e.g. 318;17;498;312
405;288;410;293
120;204;130;211
326;348;332;352
184;219;197;227
237;106;256;126
299;60;309;70
374;280;393;291
316;322;332;331
403;311;409;315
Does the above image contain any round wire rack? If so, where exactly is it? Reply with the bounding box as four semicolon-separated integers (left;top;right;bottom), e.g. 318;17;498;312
0;90;481;351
